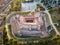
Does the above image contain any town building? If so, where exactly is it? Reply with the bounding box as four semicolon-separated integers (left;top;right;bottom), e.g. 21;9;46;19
21;0;37;12
0;0;8;8
10;11;48;37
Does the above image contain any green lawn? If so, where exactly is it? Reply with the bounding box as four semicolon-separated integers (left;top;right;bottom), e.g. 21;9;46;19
51;15;58;23
56;24;60;32
49;7;60;23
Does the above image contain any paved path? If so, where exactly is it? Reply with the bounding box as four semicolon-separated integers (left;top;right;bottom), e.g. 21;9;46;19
5;24;11;40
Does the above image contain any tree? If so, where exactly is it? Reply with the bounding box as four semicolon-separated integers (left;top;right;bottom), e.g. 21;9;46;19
58;7;60;14
3;27;9;45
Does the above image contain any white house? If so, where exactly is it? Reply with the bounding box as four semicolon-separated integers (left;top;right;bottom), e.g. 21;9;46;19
21;0;37;12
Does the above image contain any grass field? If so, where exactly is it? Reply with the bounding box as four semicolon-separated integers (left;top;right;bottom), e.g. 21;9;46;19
49;7;60;23
56;24;60;32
